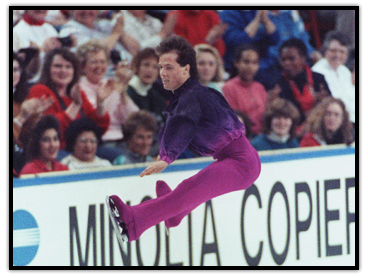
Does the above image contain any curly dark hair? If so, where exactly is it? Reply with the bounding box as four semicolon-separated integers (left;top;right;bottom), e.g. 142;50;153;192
279;38;308;57
38;48;81;96
64;117;103;153
13;52;30;104
25;115;60;161
155;35;198;80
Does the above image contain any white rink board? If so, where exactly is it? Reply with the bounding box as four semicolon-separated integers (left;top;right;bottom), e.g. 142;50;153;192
12;146;356;267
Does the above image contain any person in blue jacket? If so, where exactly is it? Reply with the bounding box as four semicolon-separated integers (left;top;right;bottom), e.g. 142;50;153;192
219;10;280;76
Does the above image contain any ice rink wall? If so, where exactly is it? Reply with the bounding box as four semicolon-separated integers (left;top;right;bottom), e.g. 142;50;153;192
12;145;356;267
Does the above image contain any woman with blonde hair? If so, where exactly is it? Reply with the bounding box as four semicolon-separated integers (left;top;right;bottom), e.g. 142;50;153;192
76;39;139;161
300;97;354;147
194;43;225;93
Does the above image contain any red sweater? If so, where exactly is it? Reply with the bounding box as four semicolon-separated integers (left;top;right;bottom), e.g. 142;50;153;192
20;158;69;176
27;84;110;148
172;10;226;57
300;132;322;147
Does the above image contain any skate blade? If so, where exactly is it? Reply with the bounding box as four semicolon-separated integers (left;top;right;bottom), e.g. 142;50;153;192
105;196;128;247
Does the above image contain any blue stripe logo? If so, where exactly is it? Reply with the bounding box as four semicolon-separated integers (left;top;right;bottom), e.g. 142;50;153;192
13;210;40;266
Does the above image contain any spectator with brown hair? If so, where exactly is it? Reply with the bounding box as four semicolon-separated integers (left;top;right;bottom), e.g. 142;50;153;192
113;110;156;165
127;47;166;124
13;52;54;175
26;48;110;148
300;97;354;147
19;115;69;176
251;98;300;151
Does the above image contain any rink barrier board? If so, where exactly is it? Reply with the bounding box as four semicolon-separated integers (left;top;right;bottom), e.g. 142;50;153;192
12;145;356;266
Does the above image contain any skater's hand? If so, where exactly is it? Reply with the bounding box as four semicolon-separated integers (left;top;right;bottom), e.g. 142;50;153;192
140;160;168;177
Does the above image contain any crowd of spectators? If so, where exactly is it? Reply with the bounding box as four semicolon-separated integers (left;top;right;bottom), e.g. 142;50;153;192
12;9;356;177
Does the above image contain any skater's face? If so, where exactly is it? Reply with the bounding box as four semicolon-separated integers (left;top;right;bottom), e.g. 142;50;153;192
234;49;259;83
196;51;217;84
323;102;344;133
73;131;98;162
271;116;293;137
159;52;190;91
50;54;75;90
137;57;159;86
325;40;349;70
280;47;305;77
39;128;60;162
83;50;108;84
127;126;154;157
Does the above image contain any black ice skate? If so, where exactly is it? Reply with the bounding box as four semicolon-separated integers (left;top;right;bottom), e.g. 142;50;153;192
106;196;129;247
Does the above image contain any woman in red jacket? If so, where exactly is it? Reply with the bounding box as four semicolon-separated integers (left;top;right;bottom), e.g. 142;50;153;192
27;48;110;148
300;97;354;147
20;115;69;176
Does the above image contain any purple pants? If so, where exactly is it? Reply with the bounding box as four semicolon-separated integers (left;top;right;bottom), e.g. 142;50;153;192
110;134;261;242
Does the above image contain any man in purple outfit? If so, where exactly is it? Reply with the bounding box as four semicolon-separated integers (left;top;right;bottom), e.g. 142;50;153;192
107;36;261;243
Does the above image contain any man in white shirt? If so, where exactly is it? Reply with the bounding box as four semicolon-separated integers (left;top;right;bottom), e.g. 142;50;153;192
312;30;355;123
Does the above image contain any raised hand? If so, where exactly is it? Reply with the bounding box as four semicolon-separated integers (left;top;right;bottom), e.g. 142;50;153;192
97;78;115;104
41;37;62;53
159;10;178;39
16;96;54;125
115;60;133;85
112;12;125;36
206;22;228;45
70;83;82;105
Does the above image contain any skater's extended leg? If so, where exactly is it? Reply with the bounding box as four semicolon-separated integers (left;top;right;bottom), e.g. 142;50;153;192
111;136;261;242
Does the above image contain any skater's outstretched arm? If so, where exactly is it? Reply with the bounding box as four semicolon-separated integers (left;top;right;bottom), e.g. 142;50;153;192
140;156;168;177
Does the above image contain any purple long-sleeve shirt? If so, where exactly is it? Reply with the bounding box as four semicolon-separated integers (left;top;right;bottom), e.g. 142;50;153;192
158;78;245;164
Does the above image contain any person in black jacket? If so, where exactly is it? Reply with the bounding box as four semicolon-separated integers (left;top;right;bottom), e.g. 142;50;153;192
269;38;331;124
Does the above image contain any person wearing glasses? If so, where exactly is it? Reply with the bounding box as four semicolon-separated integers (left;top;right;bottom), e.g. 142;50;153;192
311;30;355;126
61;117;112;170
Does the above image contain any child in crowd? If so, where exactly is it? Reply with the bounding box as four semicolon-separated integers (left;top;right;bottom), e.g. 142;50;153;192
113;110;156;165
222;44;268;136
251;98;300;151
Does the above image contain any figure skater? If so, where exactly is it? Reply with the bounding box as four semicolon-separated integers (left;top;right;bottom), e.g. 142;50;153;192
106;36;261;245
